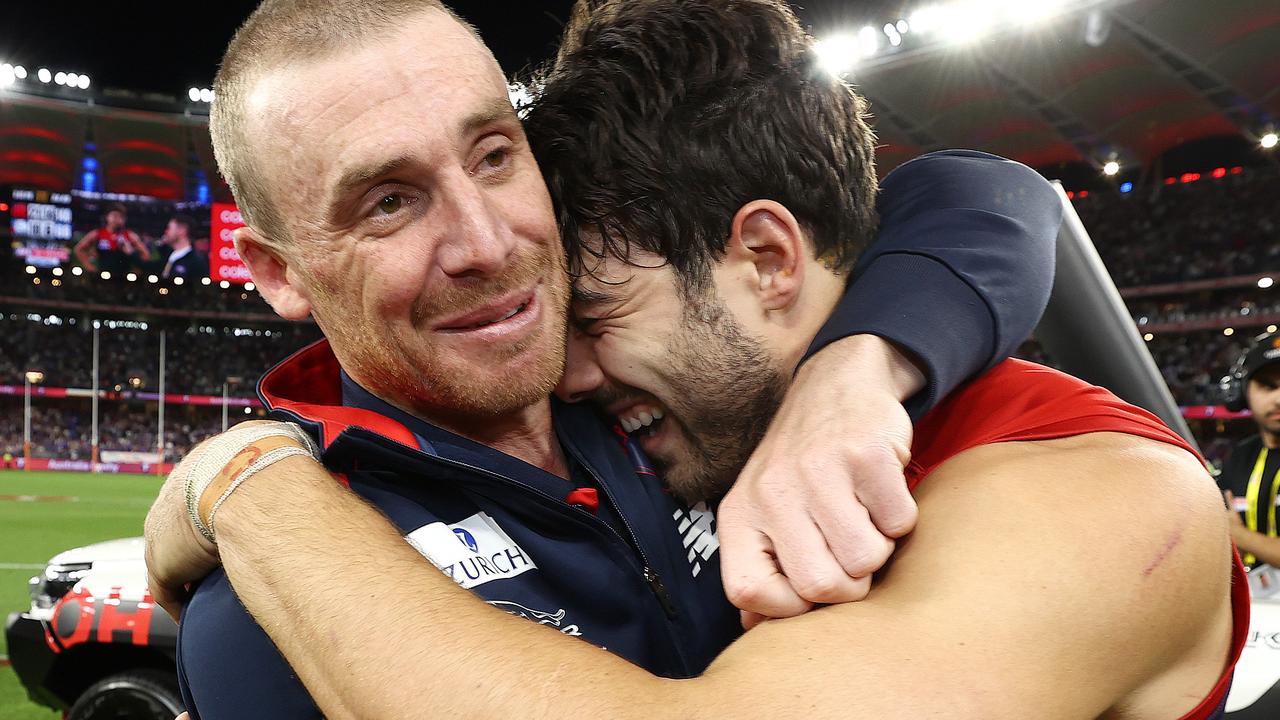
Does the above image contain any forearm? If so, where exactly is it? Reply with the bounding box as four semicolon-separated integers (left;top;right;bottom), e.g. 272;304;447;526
802;150;1060;419
1231;525;1280;567
800;334;925;402
214;460;669;719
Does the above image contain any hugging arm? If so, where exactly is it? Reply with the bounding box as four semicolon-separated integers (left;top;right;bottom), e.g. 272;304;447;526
161;431;1225;720
722;150;1063;617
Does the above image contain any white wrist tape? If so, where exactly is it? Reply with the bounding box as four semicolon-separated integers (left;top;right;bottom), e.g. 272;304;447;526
183;422;320;543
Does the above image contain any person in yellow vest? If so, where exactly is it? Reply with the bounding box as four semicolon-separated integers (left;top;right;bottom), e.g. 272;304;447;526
1221;330;1280;566
1;451;14;469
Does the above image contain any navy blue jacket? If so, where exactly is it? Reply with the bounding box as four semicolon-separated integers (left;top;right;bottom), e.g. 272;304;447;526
176;150;1062;718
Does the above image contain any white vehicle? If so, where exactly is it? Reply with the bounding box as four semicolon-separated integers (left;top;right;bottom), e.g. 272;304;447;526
5;538;181;720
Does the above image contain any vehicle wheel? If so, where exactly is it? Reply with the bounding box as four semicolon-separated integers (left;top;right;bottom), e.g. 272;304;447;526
67;669;185;720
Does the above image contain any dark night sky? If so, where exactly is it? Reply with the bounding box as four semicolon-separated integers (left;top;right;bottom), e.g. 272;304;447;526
0;1;902;97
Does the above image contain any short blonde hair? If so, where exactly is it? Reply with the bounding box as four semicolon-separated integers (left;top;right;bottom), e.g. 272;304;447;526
210;0;473;247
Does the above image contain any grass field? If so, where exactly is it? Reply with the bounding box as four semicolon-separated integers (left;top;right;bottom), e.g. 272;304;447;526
0;470;162;720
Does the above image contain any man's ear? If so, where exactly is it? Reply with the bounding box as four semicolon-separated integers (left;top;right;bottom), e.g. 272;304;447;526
233;227;312;321
725;200;805;312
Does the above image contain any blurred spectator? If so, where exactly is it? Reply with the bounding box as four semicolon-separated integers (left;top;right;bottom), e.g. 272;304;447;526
0;314;321;395
1075;165;1280;286
0;398;258;462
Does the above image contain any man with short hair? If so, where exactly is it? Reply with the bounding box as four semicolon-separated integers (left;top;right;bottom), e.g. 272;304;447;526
159;214;210;280
73;202;150;274
147;0;1080;717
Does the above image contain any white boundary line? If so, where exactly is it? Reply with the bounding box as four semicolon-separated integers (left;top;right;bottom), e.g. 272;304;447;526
0;563;44;570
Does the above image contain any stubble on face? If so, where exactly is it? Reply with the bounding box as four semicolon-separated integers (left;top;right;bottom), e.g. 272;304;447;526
309;240;571;422
1247;368;1280;438
645;291;787;504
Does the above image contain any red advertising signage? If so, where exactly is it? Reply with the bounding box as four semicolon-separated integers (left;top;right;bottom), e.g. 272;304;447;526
210;202;252;284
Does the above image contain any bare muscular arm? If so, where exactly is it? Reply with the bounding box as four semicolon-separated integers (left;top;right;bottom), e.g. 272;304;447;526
187;432;1231;720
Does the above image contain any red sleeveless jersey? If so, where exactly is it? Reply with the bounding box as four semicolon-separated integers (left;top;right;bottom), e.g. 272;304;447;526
907;359;1248;720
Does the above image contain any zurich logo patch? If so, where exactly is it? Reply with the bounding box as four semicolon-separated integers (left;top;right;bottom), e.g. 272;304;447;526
454;528;478;552
406;512;538;590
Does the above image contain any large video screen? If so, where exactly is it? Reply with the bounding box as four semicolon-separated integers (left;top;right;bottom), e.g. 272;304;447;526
8;189;250;283
10;189;74;268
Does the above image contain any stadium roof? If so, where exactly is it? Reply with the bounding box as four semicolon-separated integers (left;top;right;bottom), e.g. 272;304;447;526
0;0;1276;195
840;0;1280;173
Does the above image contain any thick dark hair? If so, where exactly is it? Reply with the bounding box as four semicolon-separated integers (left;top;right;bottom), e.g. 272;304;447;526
524;0;878;295
105;202;128;217
169;213;196;235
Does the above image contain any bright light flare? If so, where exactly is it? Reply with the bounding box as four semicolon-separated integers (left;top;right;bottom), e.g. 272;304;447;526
813;34;861;77
1103;160;1120;176
1260;277;1275;289
37;68;51;83
1262;133;1278;149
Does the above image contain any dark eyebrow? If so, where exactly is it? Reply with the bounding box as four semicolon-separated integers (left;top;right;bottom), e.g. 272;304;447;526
570;285;623;306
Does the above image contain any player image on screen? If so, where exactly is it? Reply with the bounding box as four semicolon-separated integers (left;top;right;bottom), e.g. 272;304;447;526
159;214;210;281
73;202;152;274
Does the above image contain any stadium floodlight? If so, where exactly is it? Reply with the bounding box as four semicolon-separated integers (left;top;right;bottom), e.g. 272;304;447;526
78;74;90;89
813;34;860;77
128;376;143;389
37;67;51;83
1007;0;1065;26
1223;328;1235;336
189;87;201;102
896;19;909;33
246;282;256;292
908;5;940;34
173;276;184;286
199;88;214;103
52;267;63;276
884;23;902;47
72;266;83;276
1260;277;1275;289
1262;133;1278;149
1103;160;1120;176
126;272;138;282
14;65;26;79
100;271;111;280
938;4;990;45
25;370;44;384
0;64;14;88
1270;324;1279;334
219;280;231;289
65;73;78;87
54;72;66;86
1142;333;1153;342
147;274;159;283
859;25;880;57
25;265;36;274
201;277;212;285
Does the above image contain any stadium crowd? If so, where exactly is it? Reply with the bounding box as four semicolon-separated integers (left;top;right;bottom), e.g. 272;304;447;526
0;164;1275;468
0;399;245;462
0;315;321;394
1078;164;1280;286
